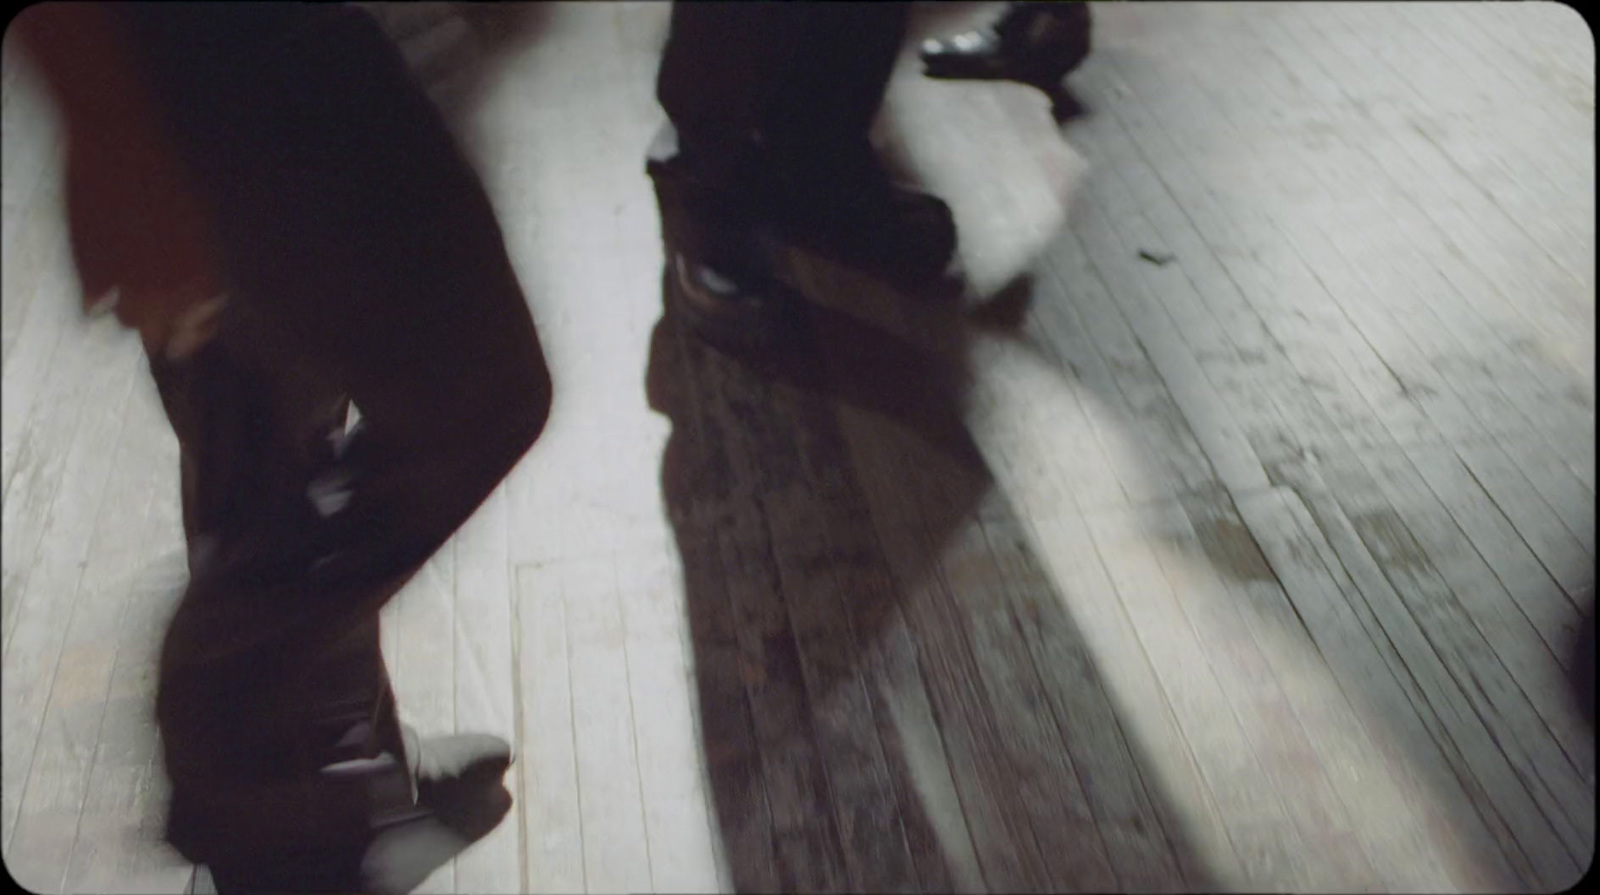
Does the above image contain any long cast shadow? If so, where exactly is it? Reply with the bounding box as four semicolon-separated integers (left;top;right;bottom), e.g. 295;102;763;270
644;249;1217;892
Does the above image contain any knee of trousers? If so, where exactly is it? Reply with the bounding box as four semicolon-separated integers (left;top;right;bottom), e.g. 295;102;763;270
501;344;552;464
466;327;552;487
413;333;552;545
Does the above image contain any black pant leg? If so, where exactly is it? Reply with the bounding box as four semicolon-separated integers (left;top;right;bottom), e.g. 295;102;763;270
759;2;910;157
118;5;549;885
655;2;809;149
148;300;414;884
655;1;910;186
125;2;551;663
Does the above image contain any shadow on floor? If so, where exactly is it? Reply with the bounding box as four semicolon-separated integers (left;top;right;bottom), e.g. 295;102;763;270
644;246;1216;891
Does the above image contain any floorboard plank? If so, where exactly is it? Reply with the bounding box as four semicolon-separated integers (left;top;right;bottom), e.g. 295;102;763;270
613;540;721;894
2;322;142;859
384;534;458;893
2;4;1593;892
564;553;653;895
1177;487;1464;892
1284;449;1592;864
58;384;190;895
975;513;1191;892
1234;486;1531;891
452;485;525;894
515;562;587;895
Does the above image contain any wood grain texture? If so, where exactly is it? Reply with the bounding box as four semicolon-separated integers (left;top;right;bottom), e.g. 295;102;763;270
451;485;525;894
385;536;460;894
3;3;1592;892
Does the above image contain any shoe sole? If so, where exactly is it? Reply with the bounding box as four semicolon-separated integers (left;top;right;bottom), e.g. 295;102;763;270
664;254;806;356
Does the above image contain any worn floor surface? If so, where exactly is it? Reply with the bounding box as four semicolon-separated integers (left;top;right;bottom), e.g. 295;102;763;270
2;3;1593;892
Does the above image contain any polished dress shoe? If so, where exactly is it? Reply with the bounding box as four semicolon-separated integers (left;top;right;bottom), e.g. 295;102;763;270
663;247;806;355
647;124;804;352
921;2;1092;119
757;141;956;285
646;122;957;352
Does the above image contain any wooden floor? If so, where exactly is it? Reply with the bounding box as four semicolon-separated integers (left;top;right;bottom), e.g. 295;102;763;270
3;2;1594;892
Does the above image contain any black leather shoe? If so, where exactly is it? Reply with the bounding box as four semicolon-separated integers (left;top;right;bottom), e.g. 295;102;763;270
647;122;957;352
921;2;1092;115
757;142;957;285
663;250;806;354
643;123;812;353
647;120;959;286
646;124;807;351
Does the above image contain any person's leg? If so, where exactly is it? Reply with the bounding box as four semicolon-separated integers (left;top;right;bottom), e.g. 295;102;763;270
122;6;547;889
649;1;953;351
649;2;814;350
755;3;959;281
649;0;814;298
655;1;910;184
148;320;405;890
123;1;551;653
655;1;813;185
758;2;909;162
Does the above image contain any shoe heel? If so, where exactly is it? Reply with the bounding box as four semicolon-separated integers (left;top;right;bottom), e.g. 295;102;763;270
647;139;764;274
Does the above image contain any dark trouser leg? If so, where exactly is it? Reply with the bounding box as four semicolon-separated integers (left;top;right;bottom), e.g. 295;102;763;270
655;2;806;160
757;3;910;164
148;315;410;889
648;1;949;351
123;5;550;888
654;1;910;191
